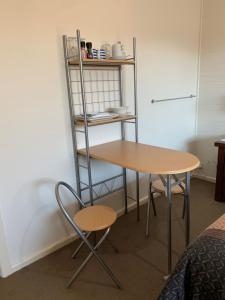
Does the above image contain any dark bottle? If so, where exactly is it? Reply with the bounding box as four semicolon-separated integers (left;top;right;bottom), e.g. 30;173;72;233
86;42;93;59
80;41;87;59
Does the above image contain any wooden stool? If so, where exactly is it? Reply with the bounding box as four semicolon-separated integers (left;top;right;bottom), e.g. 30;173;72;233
152;179;185;194
55;181;121;289
146;176;185;237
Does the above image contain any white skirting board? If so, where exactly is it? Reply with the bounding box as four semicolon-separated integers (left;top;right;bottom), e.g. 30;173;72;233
7;195;148;277
192;174;216;183
0;211;11;277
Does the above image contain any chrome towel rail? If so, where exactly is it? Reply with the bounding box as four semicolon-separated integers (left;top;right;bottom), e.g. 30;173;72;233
151;94;196;104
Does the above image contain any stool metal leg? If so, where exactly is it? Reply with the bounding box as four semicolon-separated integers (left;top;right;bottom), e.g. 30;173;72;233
185;172;191;247
171;174;186;219
68;249;94;288
166;174;172;276
72;232;92;259
67;229;109;288
146;185;151;237
152;192;157;216
67;228;122;289
136;172;140;221
182;194;185;219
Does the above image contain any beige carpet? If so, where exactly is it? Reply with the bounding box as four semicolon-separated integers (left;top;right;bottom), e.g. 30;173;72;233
1;179;225;300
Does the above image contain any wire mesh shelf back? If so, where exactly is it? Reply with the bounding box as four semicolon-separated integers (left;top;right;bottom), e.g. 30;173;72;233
70;66;121;115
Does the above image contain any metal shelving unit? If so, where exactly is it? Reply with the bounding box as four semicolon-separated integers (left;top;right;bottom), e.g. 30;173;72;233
63;29;139;219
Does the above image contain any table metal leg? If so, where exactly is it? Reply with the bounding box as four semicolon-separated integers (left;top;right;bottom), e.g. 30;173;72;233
123;168;128;215
146;174;152;237
185;172;191;247
166;174;172;275
136;171;140;221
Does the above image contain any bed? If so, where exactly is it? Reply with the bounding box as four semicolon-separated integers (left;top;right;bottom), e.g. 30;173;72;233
158;214;225;300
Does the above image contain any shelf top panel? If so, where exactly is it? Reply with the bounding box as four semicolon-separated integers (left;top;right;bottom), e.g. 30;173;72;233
78;140;200;175
75;115;136;127
69;58;135;66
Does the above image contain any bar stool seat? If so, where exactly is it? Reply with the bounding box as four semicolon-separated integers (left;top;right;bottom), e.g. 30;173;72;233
74;205;117;232
152;179;185;194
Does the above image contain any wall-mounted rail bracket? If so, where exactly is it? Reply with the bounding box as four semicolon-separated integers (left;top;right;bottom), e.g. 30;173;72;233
151;94;196;104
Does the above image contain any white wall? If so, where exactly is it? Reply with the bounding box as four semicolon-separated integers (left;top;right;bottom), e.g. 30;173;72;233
0;0;201;276
196;0;225;180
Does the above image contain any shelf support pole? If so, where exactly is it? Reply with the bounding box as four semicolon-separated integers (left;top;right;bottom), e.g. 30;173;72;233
133;37;140;221
76;29;94;205
63;35;81;198
119;66;128;214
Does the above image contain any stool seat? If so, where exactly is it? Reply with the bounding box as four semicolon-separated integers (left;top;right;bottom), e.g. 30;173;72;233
74;205;117;232
152;179;185;194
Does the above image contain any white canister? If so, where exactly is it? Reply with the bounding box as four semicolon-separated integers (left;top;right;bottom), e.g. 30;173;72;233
112;42;123;59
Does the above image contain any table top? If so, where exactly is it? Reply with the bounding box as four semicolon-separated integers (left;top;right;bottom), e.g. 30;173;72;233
78;140;200;175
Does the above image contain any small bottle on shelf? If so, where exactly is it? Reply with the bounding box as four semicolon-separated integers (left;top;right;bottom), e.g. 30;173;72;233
86;42;93;59
80;41;87;59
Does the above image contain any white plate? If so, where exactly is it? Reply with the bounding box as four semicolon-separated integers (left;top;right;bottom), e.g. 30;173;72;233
107;107;128;114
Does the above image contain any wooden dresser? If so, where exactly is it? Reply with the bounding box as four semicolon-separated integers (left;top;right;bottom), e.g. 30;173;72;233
215;140;225;202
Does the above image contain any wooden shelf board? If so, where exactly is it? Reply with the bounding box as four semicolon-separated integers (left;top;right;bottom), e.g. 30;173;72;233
69;58;135;66
75;115;136;127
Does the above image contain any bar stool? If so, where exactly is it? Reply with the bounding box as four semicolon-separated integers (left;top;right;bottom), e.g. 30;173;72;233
146;175;185;237
55;181;121;289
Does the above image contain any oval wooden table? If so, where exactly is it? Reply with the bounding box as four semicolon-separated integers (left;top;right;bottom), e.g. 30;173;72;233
78;140;200;275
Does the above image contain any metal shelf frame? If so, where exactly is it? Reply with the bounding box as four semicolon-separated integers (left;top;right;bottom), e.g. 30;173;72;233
63;29;139;220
